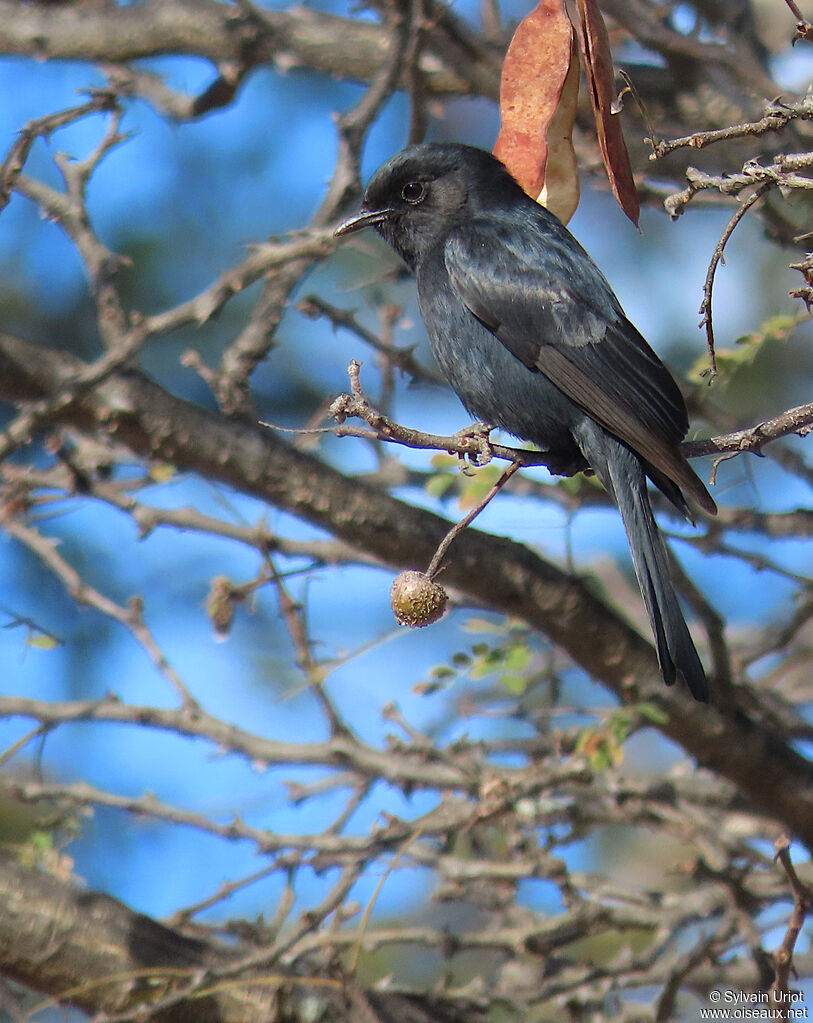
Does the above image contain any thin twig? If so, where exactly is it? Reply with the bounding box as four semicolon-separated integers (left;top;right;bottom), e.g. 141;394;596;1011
348;828;424;974
325;364;813;473
683;401;813;460
651;97;813;160
297;294;438;384
697;182;774;377
782;0;813;42
3;518;200;710
165;860;282;928
771;836;812;1017
0;91;119;213
268;556;352;738
426;460;522;579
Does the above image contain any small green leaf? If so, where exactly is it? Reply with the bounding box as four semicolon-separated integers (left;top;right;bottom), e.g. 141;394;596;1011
425;474;456;499
690;312;806;383
499;673;528;695
430;665;456;680
429;453;459;470
26;632;60;651
469;648;503;679
462;617;505;635
148;461;176;482
635;702;669;726
30;830;54;852
503;643;533;674
457;465;503;509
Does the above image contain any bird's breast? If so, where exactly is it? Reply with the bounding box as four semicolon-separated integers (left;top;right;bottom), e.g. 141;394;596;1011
416;255;581;459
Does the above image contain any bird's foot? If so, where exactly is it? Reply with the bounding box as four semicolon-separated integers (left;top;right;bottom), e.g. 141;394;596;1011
452;421;495;468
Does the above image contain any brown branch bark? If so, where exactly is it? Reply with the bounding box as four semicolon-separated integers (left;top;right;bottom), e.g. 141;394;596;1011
1;848;811;1021
684;402;813;459
324;372;813;474
0;849;274;1022
0;0;495;99
771;836;812;1016
0;0;794;195
0;851;478;1023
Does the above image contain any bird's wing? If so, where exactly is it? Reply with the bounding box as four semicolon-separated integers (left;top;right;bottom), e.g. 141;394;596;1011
444;217;716;515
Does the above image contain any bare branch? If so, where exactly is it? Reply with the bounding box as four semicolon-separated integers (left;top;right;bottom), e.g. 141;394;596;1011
683;401;813;460
0;91;119;213
3;518;199;709
696;182;774;376
771;836;812;1016
651;97;813;161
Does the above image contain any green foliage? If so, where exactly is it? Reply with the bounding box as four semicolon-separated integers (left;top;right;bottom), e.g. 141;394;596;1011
575;703;669;770
425;453;504;508
25;632;61;651
419;618;538;696
689;312;808;383
1;613;63;653
425;451;604;513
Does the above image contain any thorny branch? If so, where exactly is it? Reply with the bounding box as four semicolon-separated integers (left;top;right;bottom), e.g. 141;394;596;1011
0;90;119;213
771;837;812;1017
783;0;813;43
652;94;813;363
210;0;415;417
320;362;813;482
2;517;199;710
696;182;774;375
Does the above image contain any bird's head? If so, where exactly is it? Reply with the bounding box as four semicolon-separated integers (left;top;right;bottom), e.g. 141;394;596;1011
335;143;516;269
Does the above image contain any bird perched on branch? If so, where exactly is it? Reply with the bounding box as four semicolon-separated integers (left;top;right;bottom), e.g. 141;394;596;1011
335;142;716;701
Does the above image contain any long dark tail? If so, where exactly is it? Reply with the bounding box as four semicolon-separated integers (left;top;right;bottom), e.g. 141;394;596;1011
576;422;708;702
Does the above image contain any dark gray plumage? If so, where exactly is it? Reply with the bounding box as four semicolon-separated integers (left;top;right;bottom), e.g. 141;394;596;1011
336;142;716;700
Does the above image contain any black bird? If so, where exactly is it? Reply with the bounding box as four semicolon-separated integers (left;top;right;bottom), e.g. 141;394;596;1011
335;142;716;700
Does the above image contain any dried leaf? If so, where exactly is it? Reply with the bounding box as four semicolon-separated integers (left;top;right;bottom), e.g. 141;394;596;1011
567;0;640;226
494;0;581;224
537;38;580;222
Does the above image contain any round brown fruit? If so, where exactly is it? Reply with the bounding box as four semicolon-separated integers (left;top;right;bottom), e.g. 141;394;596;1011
390;571;448;628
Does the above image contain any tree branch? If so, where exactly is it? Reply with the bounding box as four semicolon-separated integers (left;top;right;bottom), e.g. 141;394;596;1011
0;0;492;99
3;332;813;850
0;851;479;1023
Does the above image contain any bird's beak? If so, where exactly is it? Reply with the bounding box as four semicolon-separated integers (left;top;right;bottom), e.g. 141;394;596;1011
334;207;393;237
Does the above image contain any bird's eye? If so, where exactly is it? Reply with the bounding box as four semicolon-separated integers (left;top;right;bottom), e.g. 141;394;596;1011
400;181;426;204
